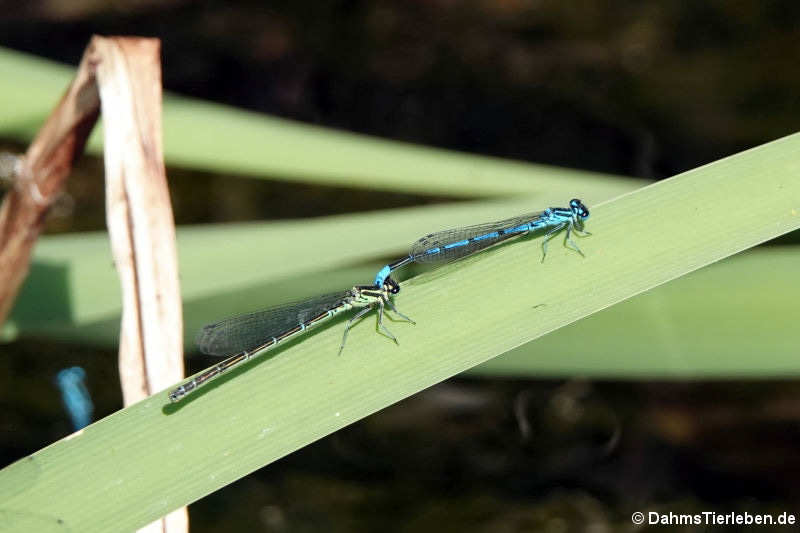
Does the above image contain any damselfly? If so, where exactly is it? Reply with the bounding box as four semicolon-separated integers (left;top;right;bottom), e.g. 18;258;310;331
169;277;413;402
374;198;590;286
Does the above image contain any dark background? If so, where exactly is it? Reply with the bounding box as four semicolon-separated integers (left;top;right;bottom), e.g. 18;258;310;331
2;1;800;531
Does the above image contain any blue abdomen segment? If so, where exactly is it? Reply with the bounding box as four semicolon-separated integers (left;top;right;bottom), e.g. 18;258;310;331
409;211;543;264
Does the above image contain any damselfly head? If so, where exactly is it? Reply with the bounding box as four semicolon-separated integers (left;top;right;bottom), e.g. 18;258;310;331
569;198;589;220
384;277;401;295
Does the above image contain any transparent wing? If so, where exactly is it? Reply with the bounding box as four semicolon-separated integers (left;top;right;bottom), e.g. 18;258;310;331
410;211;544;264
196;290;353;356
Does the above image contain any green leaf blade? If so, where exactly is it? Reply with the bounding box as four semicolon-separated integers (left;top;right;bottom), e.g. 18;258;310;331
2;131;799;531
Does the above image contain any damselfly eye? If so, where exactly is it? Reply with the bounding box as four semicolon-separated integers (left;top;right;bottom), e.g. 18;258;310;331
570;199;589;219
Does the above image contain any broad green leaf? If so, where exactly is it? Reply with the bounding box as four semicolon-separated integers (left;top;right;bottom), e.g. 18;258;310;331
1;131;798;532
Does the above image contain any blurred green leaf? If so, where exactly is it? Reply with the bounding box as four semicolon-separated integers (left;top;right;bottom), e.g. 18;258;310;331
0;46;642;196
473;246;800;377
7;193;622;346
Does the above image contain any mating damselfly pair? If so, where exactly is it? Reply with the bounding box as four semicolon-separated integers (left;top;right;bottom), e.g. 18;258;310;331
168;199;590;402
